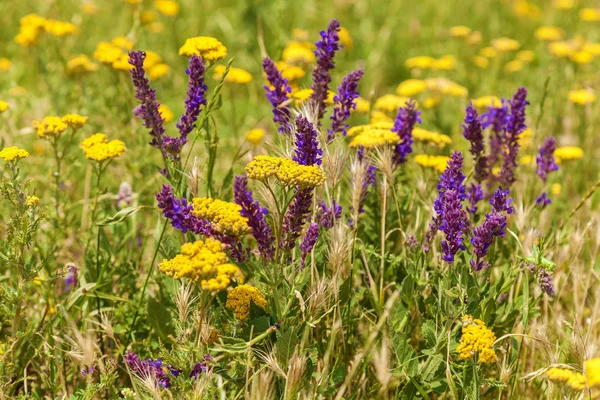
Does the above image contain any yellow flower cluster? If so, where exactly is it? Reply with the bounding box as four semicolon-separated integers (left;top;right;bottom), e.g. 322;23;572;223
0;146;30;162
154;0;180;16
581;8;600;22
471;96;502;109
535;26;563;41
354;97;370;114
587;358;600;387
491;37;521;52
555;146;584;161
226;284;267;321
0;58;11;71
292;88;335;106
160;239;243;291
275;61;306;85
80;133;126;162
568;89;595;105
456;315;497;363
413;128;452;146
62;114;89;129
67;55;98;74
246;128;266;145
213;65;252;84
348;123;451;149
26;195;40;207
282;41;316;66
414;154;450;173
547;36;600;64
191;197;250;236
374;94;413;113
546;367;587;390
0;100;8;113
404;55;457;70
397;79;427;97
34;116;68;138
179;36;227;62
245;156;326;188
424;78;468;97
349;129;400;149
15;14;78;47
158;104;174;123
93;37;134;69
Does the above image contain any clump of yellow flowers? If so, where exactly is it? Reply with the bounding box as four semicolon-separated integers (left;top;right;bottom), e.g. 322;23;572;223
160;238;244;292
226;284;267;321
179;36;227;62
80;133;126;162
213;65;252;84
456;315;497;364
348;123;451;148
546;367;587;390
245;128;266;145
349;129;400;149
414;154;450;173
0;147;30;162
191;198;250;236
0;100;9;113
34;114;88;139
66;55;98;75
15;14;78;47
245;156;326;187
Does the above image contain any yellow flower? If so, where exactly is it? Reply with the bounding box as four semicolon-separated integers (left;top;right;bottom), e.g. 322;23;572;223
369;111;392;123
422;96;441;109
568;89;595;105
513;0;541;19
0;100;8;113
549;41;576;58
148;63;170;80
62;113;88;129
275;61;305;83
516;50;535;63
580;8;600;22
492;37;521;52
35;116;68;138
112;36;134;50
66;55;98;74
555;146;584;161
80;133;126;162
292;88;335;106
192;198;250;236
291;28;309;41
414;154;450;173
147;22;164;33
112;55;133;71
480;46;498;58
472;56;489;69
213;65;252;84
143;51;162;69
471;96;501;109
93;42;126;65
282;41;315;66
179;36;227;62
339;26;353;49
424;77;468;97
396;79;427;97
504;59;523;73
0;146;29;161
33;276;46;286
226;284;267;321
26;195;40;207
456;315;497;364
546;367;587;390
535;26;563;42
551;183;561;196
374;94;412;113
586;358;600;387
449;26;471;38
43;20;79;37
158;104;174;123
154;0;179;16
569;51;594;64
432;55;457;70
246;128;265;145
347;122;393;137
583;42;600;55
81;2;98;14
405;56;435;69
245;156;325;187
0;58;12;71
555;0;575;9
349;129;400;149
140;9;157;24
519;155;534;166
354;97;370;114
15;25;42;47
413;127;452;146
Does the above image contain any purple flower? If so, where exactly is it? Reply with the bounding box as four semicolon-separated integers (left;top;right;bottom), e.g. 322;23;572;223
481;101;510;176
466;183;483;215
281;189;313;250
536;192;551;208
470;189;513;271
310;19;341;121
262;57;292;134
462;103;488;183
299;223;319;269
124;352;174;388
328;68;364;141
189;356;212;379
537;267;555;296
391;99;421;165
430;152;469;263
233;175;275;259
499;87;529;189
64;263;78;292
318;200;342;229
536;136;559;182
129;51;166;153
177;54;207;147
293;115;322;166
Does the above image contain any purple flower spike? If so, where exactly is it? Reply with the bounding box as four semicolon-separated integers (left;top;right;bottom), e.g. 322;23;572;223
233;175;275;260
536;136;559;182
499;87;529;189
466;183;483;215
536;192;551;208
462;103;488;183
124;352;175;388
64;263;78;292
177;54;207;147
262;57;292;134
156;185;197;234
391;99;421;166
328;68;364;141
318;200;342;229
470;189;513;271
281;188;313;250
481;100;510;176
293;115;322;166
310;19;341;121
299;223;319;269
129;51;166;153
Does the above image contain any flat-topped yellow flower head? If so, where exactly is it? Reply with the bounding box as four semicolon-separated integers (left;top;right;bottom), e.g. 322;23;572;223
35;116;68;138
245;156;325;187
192;197;250;236
456;315;497;364
80;133;126;161
226;284;267;320
349;129;400;149
67;55;98;74
0;146;29;162
62;113;88;129
179;36;227;62
213;65;252;84
245;128;265;145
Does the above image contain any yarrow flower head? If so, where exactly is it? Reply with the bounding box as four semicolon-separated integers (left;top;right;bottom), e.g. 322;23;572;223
0;146;29;162
391;99;421;165
225;284;267;321
262;57;292;134
61;113;88;130
245;156;325;188
546;367;587;390
456;315;497;364
179;36;227;62
191;197;250;236
293;115;322;166
328;68;364;141
80;133;126;162
34;116;68;138
310;19;341;121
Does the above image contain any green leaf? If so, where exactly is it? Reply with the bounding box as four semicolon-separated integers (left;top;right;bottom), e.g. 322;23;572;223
240;315;270;340
422;320;437;348
331;364;346;386
276;327;298;366
97;206;145;226
146;297;173;340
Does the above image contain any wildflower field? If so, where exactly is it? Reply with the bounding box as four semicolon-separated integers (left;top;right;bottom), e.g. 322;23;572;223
1;0;600;398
